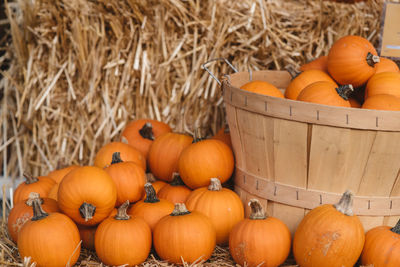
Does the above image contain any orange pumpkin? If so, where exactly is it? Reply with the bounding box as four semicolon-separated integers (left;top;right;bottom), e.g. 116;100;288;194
17;195;81;267
186;178;244;245
229;199;291;267
284;70;337;100
297;81;352;107
327;35;379;87
94;141;146;170
78;225;96;251
7;192;59;243
148;132;193;182
361;94;400;111
240;80;284;98
47;183;59;201
375;57;399;74
47;165;79;184
153;203;216;264
212;125;232;150
365;72;400;99
121;119;172;158
300;55;328;73
13;173;55;205
157;173;192;204
293;190;365;267
94;201;152;266
58;166;117;226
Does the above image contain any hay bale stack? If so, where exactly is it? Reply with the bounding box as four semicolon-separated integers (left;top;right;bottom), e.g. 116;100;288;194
1;0;382;178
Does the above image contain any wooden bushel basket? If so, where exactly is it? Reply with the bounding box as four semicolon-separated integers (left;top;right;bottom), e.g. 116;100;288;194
204;59;400;234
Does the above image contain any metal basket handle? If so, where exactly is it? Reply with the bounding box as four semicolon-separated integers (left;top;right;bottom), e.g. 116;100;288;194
202;58;238;85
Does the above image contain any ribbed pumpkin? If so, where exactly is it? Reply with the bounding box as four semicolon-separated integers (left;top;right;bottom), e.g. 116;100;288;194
284;70;337;100
17;196;81;267
157;173;192;204
186;178;244;245
229;199;291;267
58;166;117;226
121;119;172;158
327;35;380;87
375;57;399;74
104;152;146;206
299;55;328;73
212;125;232;150
153;203;216;264
47;165;80;184
361;219;400;266
178;132;234;189
78;225;96;250
148;132;193;182
94;141;146;170
293;190;365;267
362;94;400;111
94;201;152;266
7;192;59;243
365;72;400;99
297;81;352;107
128;183;174;230
240;80;284;98
13;173;55;205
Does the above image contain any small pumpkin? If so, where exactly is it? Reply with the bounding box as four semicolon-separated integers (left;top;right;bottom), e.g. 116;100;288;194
229;199;291;267
47;165;80;184
327;35;379;87
121;119;172;158
148;132;193;182
299;55;328;73
94;201;152;266
293;190;365;267
365;72;400;99
186;178;244;245
157;173;192;204
104;152;146;206
297;81;353;107
13;173;55;205
361;94;400;111
94;141;146;170
361;219;400;266
128;183;174;230
17;194;81;267
58;166;117;226
375;57;399;74
7;192;59;243
212;125;232;150
47;183;59;201
240;80;284;98
78;225;96;251
153;203;216;264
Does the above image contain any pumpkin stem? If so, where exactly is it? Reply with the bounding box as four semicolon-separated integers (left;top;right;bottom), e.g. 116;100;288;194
139;122;155;140
333;190;354;216
284;65;301;79
170;203;191;216
79;202;96;222
249;199;267;220
146;172;156;183
192;128;204;143
114;200;131;220
366;52;380;67
170;172;185;186
26;192;43;206
31;193;49;221
111;152;123;164
144;183;160;203
208;178;222;191
335;85;353;101
390;219;400;234
23;172;39;184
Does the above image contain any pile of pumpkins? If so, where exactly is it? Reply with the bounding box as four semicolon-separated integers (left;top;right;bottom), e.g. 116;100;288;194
241;35;400;111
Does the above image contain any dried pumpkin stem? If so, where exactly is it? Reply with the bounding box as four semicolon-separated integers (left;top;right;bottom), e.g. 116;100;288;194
115;200;130;220
192;128;204;143
111;152;123;164
146;172;156;183
249;199;267;220
26;192;43;206
79;202;96;222
31;194;49;221
208;178;222;191
285;65;300;79
336;84;353;100
333;190;354;216
171;203;191;216
391;219;400;234
144;183;160;203
23;172;39;184
139;122;154;140
170;172;185;186
366;52;380;67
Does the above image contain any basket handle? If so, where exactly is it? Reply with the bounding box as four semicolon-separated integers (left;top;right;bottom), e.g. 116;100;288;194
202;58;238;85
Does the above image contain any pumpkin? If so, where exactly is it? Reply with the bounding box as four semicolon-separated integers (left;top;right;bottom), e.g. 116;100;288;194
153;203;216;264
94;141;146;170
293;190;365;267
94;201;152;266
148;132;193;182
104;152;146;206
186;178;244;245
327;35;379;87
141;173;167;200
361;94;400;111
375;57;399;74
128;183;174;230
178;132;235;189
229;199;291;267
365;72;400;99
240;80;284;98
78;225;96;251
7;192;59;243
47;183;59;201
297;81;352;107
212;125;232;150
121;119;172;158
47;165;79;184
299;55;328;73
157;173;192;204
349;97;361;108
284;70;337;100
13;173;55;205
58;166;117;226
17;194;81;267
361;219;400;266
